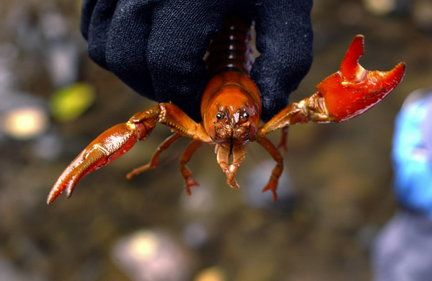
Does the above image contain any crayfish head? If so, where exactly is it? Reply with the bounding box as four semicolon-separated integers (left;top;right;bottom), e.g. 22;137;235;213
203;85;260;145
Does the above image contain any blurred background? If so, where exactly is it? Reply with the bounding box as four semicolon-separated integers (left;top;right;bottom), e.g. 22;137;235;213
1;0;431;280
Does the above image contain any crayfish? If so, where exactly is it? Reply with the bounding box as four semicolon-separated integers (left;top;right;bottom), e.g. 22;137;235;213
47;20;405;204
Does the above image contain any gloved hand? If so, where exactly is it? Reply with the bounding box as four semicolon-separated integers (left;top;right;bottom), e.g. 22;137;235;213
81;0;313;121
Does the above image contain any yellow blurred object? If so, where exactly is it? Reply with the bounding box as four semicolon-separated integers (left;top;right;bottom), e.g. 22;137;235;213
2;106;48;140
363;0;395;15
50;83;95;122
194;266;226;281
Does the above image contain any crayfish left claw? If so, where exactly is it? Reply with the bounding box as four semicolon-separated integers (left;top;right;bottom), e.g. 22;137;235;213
316;34;406;122
259;35;405;136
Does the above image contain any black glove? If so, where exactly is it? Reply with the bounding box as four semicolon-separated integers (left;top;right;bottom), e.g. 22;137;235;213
81;0;313;121
251;1;313;120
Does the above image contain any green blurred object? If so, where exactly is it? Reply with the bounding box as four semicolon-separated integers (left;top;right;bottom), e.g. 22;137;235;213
50;83;96;122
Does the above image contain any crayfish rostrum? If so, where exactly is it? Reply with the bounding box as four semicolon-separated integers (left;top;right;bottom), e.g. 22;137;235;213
47;20;405;204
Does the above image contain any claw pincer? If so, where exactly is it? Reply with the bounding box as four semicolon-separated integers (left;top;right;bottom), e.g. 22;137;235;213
316;35;405;122
47;108;159;204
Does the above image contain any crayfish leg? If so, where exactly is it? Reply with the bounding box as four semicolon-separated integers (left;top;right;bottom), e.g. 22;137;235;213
180;140;202;195
277;127;289;152
126;133;181;180
257;135;284;201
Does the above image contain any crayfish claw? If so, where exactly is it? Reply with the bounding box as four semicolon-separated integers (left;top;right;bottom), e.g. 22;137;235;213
315;35;406;122
47;121;151;204
47;144;109;204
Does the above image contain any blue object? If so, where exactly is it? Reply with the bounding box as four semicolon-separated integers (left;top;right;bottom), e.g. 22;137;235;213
80;0;313;121
392;91;432;217
373;211;432;281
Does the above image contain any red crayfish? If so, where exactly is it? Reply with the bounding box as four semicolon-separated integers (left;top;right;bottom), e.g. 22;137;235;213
47;20;405;204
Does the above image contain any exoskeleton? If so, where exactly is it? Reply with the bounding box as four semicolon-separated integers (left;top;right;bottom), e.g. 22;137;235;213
48;18;405;204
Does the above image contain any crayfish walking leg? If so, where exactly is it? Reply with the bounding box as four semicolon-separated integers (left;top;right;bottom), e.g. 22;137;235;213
277;127;289;152
126;133;182;180
180;140;202;194
257;135;284;201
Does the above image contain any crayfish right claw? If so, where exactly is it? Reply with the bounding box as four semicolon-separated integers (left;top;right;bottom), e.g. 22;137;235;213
47;121;152;204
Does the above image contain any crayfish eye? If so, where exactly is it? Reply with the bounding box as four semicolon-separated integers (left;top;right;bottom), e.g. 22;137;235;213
240;111;249;121
216;111;225;120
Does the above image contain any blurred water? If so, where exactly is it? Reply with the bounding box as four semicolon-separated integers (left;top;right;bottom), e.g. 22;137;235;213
0;255;47;281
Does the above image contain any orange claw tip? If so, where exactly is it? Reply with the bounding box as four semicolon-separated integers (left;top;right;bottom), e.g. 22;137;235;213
47;182;64;204
46;153;92;205
388;62;406;83
46;186;63;205
46;191;57;205
340;34;365;81
46;179;74;205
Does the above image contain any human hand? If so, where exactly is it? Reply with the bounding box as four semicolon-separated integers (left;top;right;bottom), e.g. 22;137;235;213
81;0;313;121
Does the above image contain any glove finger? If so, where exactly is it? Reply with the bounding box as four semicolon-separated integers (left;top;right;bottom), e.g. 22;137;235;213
105;0;156;99
81;0;98;40
83;0;118;68
251;0;313;121
146;0;233;120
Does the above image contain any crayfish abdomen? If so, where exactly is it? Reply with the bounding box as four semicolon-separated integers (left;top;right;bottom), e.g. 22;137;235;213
206;17;254;76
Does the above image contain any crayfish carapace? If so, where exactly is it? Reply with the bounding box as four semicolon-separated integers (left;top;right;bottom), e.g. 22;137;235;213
47;20;405;204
